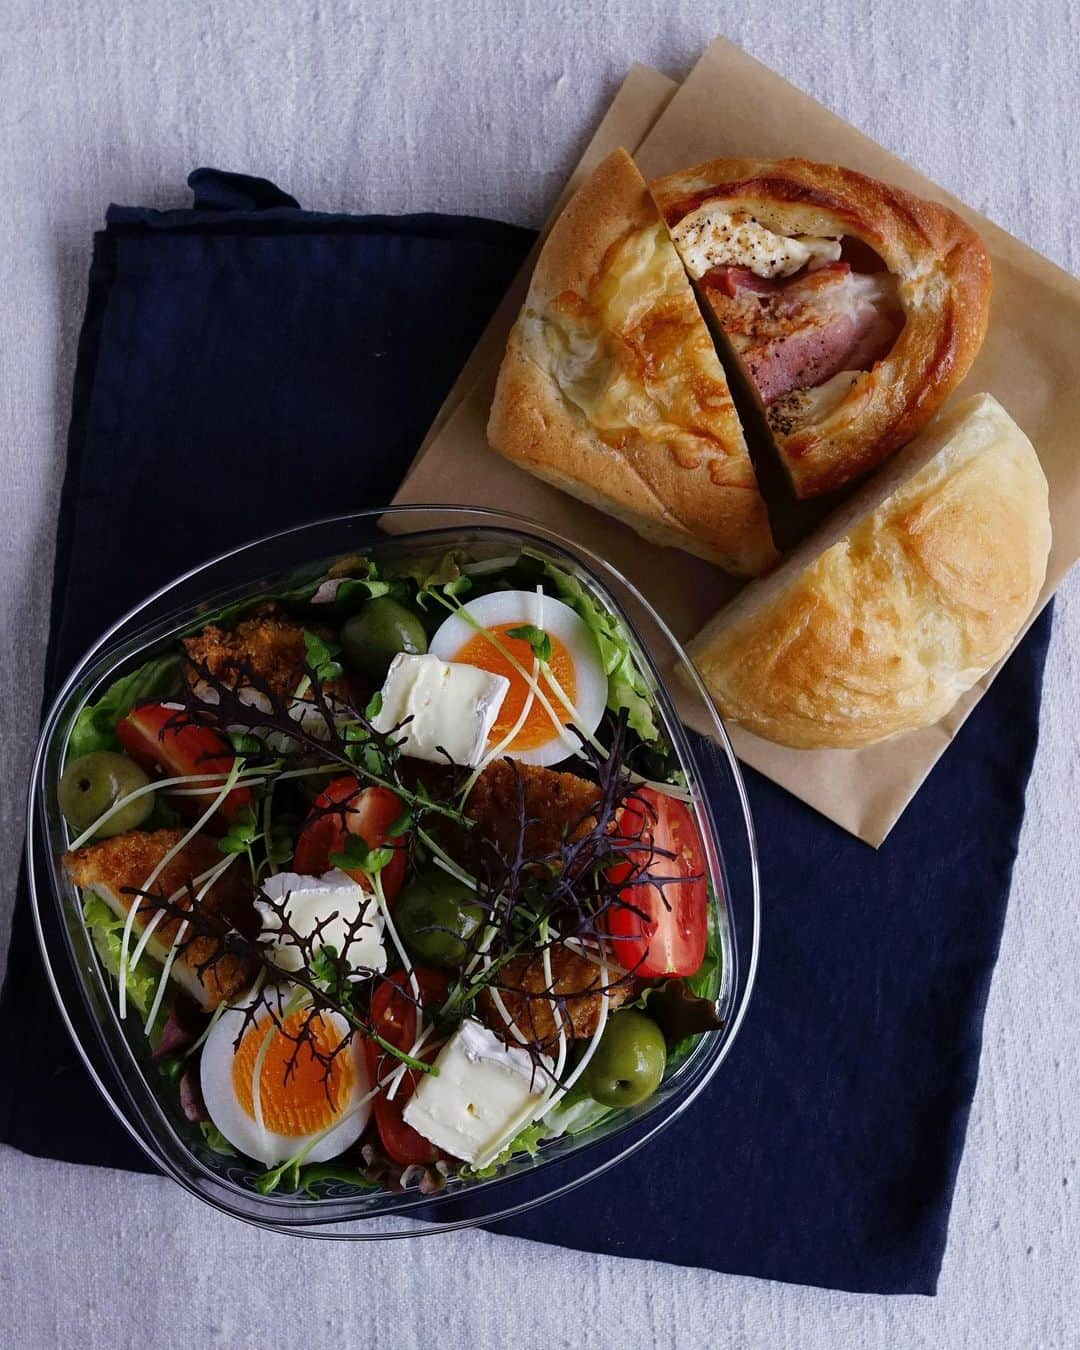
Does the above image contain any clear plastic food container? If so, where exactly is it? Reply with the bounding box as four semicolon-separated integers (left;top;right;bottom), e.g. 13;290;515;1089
27;506;759;1238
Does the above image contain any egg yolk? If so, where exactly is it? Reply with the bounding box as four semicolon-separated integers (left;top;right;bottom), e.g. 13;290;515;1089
454;623;577;751
232;1010;353;1136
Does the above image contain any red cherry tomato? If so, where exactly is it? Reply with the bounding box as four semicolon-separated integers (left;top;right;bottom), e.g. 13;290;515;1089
364;968;449;1166
116;703;253;825
294;776;407;901
605;787;708;979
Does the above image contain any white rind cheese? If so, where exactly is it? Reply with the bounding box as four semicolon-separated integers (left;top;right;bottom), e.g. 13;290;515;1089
255;869;386;975
371;652;510;767
671;205;842;280
402;1018;551;1167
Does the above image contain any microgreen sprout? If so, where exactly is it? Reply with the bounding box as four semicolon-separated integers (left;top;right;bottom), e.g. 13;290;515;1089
328;833;394;877
217;803;264;881
302;630;344;685
506;623;552;664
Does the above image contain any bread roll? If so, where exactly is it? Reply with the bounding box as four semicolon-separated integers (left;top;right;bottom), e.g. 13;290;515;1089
686;395;1050;748
487;148;777;577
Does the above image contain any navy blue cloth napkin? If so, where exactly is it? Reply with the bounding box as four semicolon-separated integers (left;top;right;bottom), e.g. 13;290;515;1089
0;170;1052;1295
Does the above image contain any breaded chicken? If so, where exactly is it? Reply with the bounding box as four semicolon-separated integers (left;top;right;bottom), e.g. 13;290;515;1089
464;759;602;862
65;829;258;1009
182;604;318;699
479;945;632;1048
429;761;620;1045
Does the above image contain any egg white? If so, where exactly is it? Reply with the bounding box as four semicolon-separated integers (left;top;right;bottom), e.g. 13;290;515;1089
200;984;371;1166
428;590;606;767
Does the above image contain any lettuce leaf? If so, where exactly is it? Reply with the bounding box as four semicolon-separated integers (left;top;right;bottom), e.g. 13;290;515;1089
541;1081;613;1138
686;894;722;1002
82;894;169;1038
299;1162;378;1196
541;563;659;742
198;1122;237;1157
464;1117;552;1179
662;896;723;1069
69;654;182;759
461;1081;614;1180
382;548;473;608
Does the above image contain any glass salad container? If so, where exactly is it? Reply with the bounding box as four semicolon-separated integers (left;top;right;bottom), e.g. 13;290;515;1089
27;506;760;1239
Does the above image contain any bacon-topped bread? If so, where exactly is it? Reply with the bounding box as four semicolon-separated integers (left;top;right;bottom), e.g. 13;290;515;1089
650;157;992;498
488;148;777;576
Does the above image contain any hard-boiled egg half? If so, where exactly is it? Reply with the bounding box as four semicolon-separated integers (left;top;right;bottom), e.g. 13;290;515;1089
428;590;606;767
200;984;372;1166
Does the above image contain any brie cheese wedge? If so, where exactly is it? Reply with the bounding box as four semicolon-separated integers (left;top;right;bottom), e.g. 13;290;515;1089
256;869;386;976
402;1018;551;1167
371;652;510;767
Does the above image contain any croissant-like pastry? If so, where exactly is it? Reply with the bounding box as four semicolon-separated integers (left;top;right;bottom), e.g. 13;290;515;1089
487;148;777;576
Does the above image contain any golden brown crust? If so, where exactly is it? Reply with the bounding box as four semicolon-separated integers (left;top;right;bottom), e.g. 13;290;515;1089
478;945;632;1048
488;148;777;576
650;157;992;498
466;759;600;854
685;396;1050;748
182;603;360;712
183;605;313;698
65;829;257;1008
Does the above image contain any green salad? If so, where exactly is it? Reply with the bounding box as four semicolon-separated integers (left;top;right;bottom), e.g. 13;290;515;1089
61;545;721;1196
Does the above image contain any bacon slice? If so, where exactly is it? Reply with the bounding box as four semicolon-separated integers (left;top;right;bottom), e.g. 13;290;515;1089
710;265;785;298
703;262;902;406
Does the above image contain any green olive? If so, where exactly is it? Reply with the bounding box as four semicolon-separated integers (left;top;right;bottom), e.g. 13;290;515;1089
582;1009;667;1108
340;598;428;680
393;872;483;969
59;751;152;838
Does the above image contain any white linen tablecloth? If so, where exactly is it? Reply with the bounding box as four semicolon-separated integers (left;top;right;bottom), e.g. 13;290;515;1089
1;2;1077;1344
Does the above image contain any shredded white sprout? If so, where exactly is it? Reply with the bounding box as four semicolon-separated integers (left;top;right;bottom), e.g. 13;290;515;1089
117;758;245;1021
127;862;220;973
252;985;307;1138
261;778;277;878
371;867;423;1022
384;1021;441;1104
182;982;244;1063
456;586;545;804
66;764;265;853
142;855;239;1035
161;778;269;797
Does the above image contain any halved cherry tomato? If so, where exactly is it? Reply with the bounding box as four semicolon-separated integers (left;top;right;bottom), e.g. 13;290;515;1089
605;787;708;979
364;968;449;1166
293;776;407;901
116;703;252;825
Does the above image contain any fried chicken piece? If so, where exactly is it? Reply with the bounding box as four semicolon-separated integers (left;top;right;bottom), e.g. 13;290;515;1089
447;762;622;1046
479;944;632;1049
65;829;258;1010
181;603;362;730
182;604;318;699
464;759;602;863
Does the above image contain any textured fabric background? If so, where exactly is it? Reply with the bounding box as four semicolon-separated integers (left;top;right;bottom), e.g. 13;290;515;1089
1;1;1077;1344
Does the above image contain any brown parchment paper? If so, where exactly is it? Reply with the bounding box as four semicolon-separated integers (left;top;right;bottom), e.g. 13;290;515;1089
394;38;1080;847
